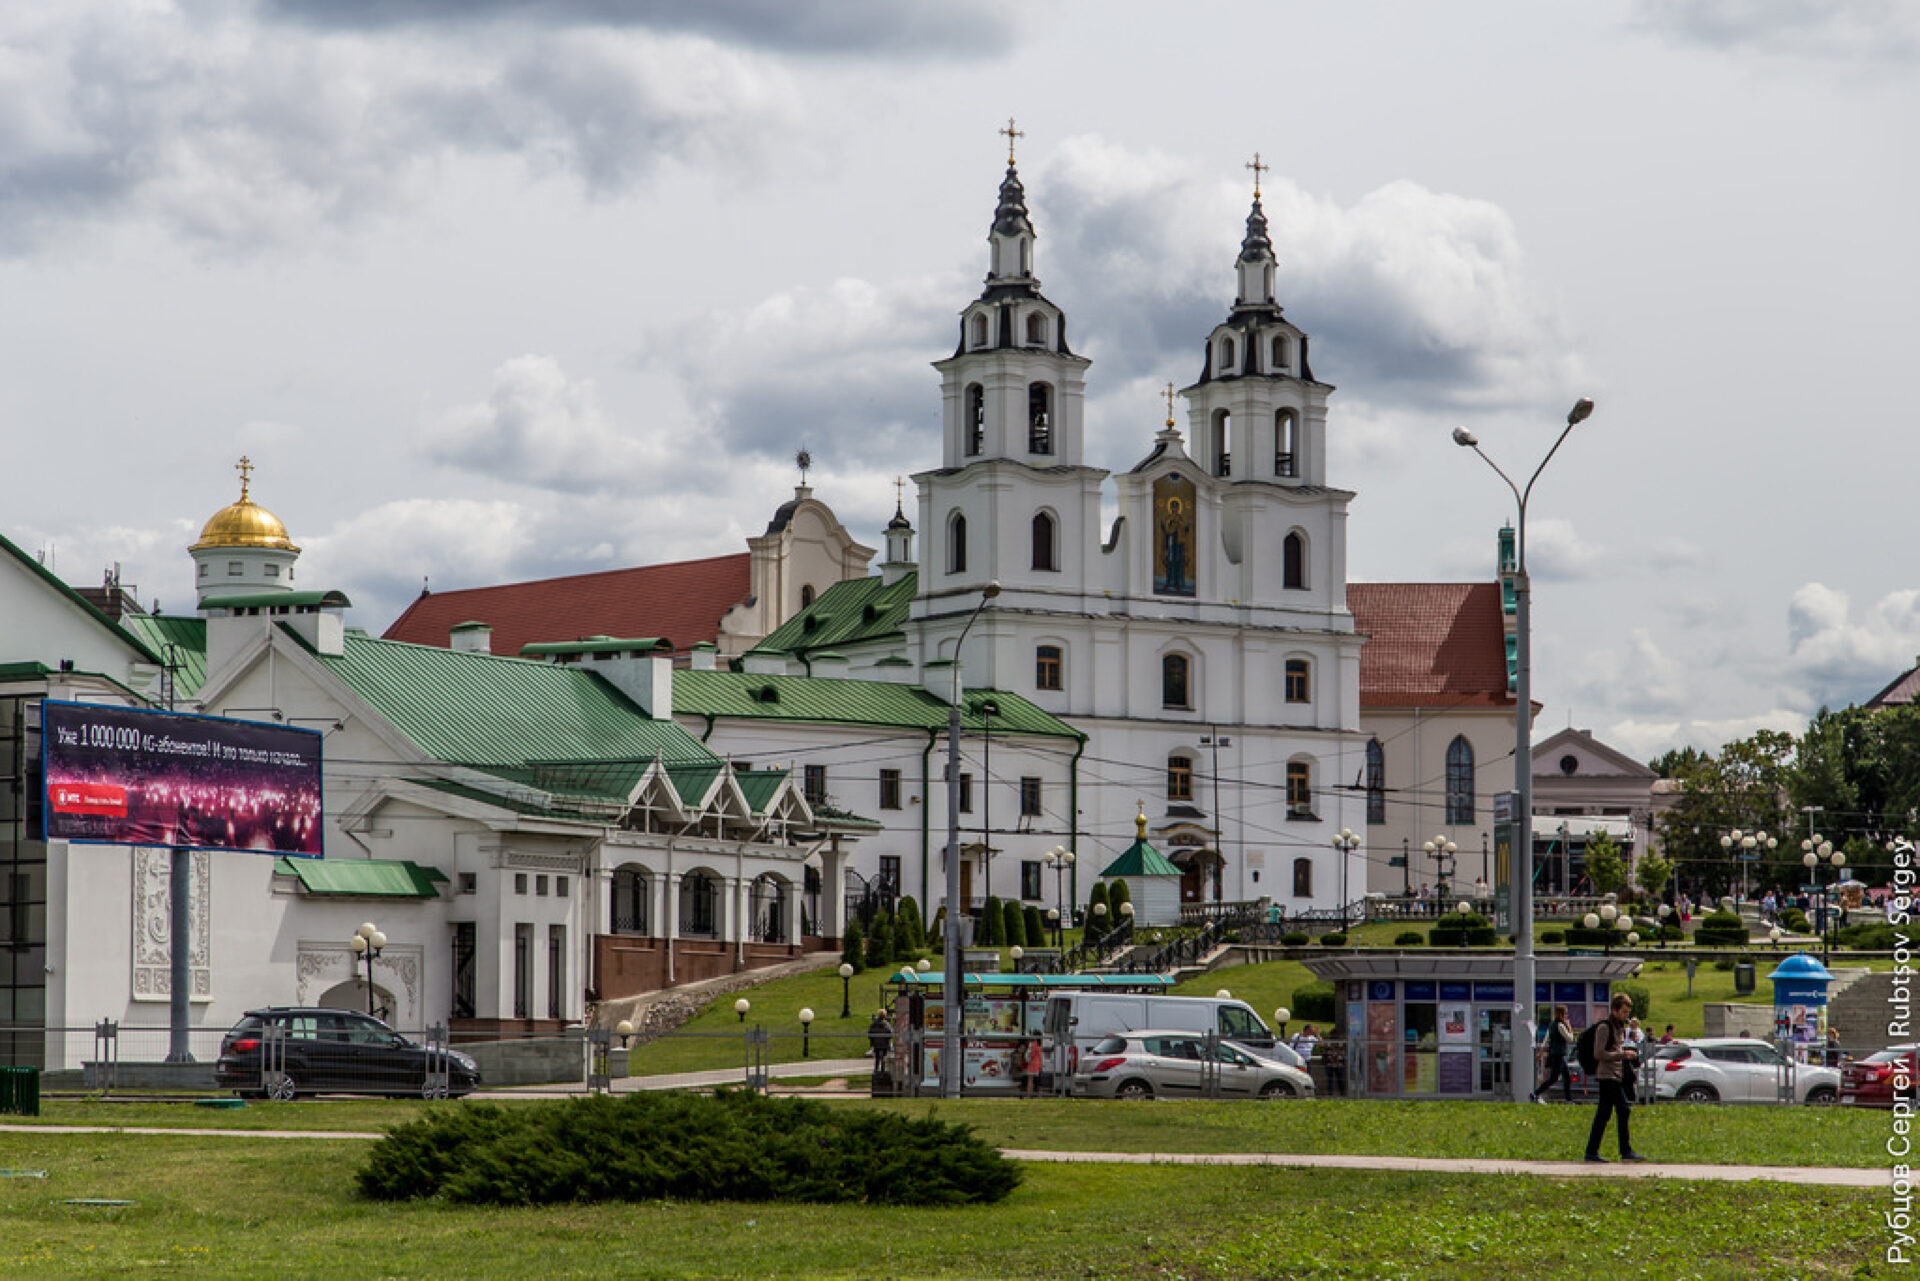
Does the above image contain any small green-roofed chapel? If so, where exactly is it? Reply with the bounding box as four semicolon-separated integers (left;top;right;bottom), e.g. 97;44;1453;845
1098;807;1183;926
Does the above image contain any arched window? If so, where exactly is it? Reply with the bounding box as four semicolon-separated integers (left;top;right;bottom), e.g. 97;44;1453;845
1283;532;1306;589
1026;312;1046;345
1275;409;1298;478
1031;511;1058;571
1162;653;1191;709
1019;238;1030;275
1366;739;1386;825
1167;754;1194;801
1028;382;1054;454
970;313;988;348
1220;336;1236;371
750;873;787;944
611;867;649;934
679;872;719;937
1292;857;1313;898
799;584;815;608
948;512;968;574
1035;644;1063;691
1212;408;1231;477
1286;760;1312;817
965;383;985;456
1446;736;1476;824
1271;334;1290;372
1284;658;1309;703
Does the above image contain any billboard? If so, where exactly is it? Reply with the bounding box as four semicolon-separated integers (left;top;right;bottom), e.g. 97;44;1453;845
41;700;324;856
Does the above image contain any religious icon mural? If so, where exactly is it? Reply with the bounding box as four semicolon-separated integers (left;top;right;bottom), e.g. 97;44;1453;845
1153;474;1197;597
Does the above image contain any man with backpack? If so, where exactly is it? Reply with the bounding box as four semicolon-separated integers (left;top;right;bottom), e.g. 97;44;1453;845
1581;993;1648;1164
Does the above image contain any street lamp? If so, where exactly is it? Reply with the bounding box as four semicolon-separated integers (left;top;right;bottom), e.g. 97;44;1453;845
1657;902;1672;949
838;962;855;1019
1801;837;1845;960
348;922;386;1018
1332;829;1360;928
1421;833;1458;909
1455;898;1472;950
943;581;1002;1100
1274;1006;1291;1040
798;1008;814;1058
1719;828;1775;902
1043;845;1074;944
1454;396;1595;1103
1046;907;1061;949
735;998;751;1024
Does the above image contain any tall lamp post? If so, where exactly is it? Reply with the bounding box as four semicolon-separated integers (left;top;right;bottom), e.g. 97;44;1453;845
1422;833;1459;908
1331;829;1360;928
1719;828;1775;903
1801;836;1845;960
348;922;386;1019
1453;395;1596;1104
943;581;1002;1100
1043;845;1075;944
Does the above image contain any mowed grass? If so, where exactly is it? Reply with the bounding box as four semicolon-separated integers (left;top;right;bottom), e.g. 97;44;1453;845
0;1124;1886;1280
8;1093;1883;1169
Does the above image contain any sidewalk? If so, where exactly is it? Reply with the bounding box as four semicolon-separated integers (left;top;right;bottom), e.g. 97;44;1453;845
477;1057;873;1098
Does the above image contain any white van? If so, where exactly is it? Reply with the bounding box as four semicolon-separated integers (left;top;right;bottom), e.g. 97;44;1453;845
1042;992;1299;1077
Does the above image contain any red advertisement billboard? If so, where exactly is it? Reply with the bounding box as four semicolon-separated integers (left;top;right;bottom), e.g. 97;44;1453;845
41;700;324;856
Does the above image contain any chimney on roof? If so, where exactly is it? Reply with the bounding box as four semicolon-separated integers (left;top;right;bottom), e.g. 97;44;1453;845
450;621;492;655
690;642;718;672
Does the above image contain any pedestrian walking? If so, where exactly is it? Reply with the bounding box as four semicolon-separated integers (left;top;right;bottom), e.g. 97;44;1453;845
1584;993;1647;1164
1532;1005;1574;1103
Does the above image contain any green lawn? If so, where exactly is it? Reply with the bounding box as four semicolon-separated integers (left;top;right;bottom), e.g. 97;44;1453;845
0;1109;1888;1279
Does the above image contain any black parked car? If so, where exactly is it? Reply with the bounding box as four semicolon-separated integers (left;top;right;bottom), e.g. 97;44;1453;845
213;1007;480;1099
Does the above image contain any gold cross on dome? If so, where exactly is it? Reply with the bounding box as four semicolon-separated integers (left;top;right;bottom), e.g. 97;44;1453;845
1165;382;1176;427
1246;151;1269;198
1000;117;1024;164
894;476;905;508
234;455;254;500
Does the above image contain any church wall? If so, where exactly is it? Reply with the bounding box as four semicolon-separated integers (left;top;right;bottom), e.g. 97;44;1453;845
0;561;157;695
1357;706;1514;896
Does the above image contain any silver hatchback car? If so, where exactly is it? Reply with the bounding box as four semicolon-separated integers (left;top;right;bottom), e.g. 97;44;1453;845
1074;1030;1315;1100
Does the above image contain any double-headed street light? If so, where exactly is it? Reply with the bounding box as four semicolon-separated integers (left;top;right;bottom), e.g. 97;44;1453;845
1331;829;1360;928
1720;828;1776;902
1801;836;1846;960
1454;396;1597;1104
1422;833;1459;907
348;922;386;1018
943;581;1002;1100
1043;845;1075;944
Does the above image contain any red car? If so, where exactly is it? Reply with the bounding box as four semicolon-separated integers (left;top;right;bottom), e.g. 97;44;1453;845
1840;1045;1918;1109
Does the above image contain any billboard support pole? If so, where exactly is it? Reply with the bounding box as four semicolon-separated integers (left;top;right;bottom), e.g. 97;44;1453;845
165;845;193;1063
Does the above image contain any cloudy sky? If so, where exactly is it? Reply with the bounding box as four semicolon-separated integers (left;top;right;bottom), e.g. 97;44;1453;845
4;1;1915;761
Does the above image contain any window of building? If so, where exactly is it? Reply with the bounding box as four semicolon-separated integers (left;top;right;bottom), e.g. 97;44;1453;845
1167;754;1194;801
965;383;985;456
803;764;827;806
458;872;476;896
535;874;548;897
1221;336;1236;371
1271;335;1290;371
1019;776;1042;817
611;868;648;934
1366;739;1386;825
948;512;967;574
1283;532;1306;589
555;875;569;898
879;855;902;888
1026;312;1046;344
1275;409;1298;478
451;922;476;1018
1212;408;1231;478
958;772;973;814
512;923;532;1019
1021;860;1043;900
1286;761;1313;818
198;563;208;578
1446;736;1476;824
970;314;988;348
879;768;902;810
1028;382;1053;454
1035;644;1062;691
514;873;528;895
264;563;279;578
680;872;719;936
1292;857;1313;898
228;562;242;576
1031;511;1057;571
547;924;565;1020
1284;659;1309;703
800;584;815;608
1162;653;1191;709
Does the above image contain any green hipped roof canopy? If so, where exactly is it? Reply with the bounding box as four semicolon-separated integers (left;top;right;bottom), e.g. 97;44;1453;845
1101;840;1183;878
274;857;448;899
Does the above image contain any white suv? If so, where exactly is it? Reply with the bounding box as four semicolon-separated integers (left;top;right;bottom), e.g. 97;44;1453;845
1648;1038;1838;1105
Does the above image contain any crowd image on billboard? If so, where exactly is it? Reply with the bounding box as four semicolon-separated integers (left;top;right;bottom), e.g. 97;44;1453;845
42;701;325;856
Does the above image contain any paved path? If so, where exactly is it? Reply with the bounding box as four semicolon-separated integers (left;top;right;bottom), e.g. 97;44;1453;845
1001;1149;1884;1187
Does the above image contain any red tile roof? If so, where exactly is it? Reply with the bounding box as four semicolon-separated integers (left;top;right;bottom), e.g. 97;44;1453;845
381;553;751;660
1349;582;1513;708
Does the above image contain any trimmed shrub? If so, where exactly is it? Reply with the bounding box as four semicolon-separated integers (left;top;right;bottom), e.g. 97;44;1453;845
891;914;914;961
1086;882;1111;944
865;913;894;969
1778;907;1809;933
1108;878;1132;919
1280;931;1310;947
1002;899;1025;953
1290;981;1337;1025
1693;910;1750;947
1712;957;1737;972
1837;920;1896;950
1393;931;1425;946
841;920;864;973
898;897;924;950
1563;926;1629;948
357;1091;1022;1206
1319;931;1349;947
979;897;1002;946
1541;931;1565;945
1429;912;1498;947
1023;905;1046;948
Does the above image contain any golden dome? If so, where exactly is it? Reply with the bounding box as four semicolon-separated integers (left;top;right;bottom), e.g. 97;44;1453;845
190;457;300;552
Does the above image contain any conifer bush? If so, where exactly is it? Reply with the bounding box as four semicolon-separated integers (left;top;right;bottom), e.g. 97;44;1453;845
841;921;864;973
865;913;894;969
356;1091;1022;1206
978;896;1001;946
1023;905;1045;947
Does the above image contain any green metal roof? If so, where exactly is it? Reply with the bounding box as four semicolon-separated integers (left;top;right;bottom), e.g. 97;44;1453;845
405;777;599;820
118;615;208;697
0;530;165;667
1101;838;1182;878
201;590;352;610
0;661;53;681
663;762;725;808
673;670;1081;739
520;637;673;658
273;857;448;898
735;768;788;815
300;630;722;770
752;572;917;656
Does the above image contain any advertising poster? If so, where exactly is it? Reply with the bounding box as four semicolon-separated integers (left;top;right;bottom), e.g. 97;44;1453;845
42;701;324;855
1405;1049;1437;1094
1439;1004;1472;1047
965;1044;1017;1089
1366;1002;1397;1095
1438;1051;1475;1094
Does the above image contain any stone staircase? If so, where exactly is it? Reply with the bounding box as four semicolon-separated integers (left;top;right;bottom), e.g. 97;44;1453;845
1826;968;1900;1053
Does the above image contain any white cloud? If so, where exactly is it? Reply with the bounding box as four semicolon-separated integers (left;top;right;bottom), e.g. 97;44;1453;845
1784;582;1920;708
1567;628;1690;718
1633;0;1920;64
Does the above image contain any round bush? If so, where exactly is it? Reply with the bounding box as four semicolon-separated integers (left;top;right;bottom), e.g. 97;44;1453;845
1280;931;1310;947
1693;910;1750;947
1393;931;1425;946
1837;921;1896;950
1290;981;1337;1024
1540;931;1564;945
1319;931;1349;946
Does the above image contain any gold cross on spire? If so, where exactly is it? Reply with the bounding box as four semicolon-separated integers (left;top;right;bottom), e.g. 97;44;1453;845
1165;382;1176;428
1000;117;1024;164
894;476;905;509
1246;151;1269;198
234;455;254;500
